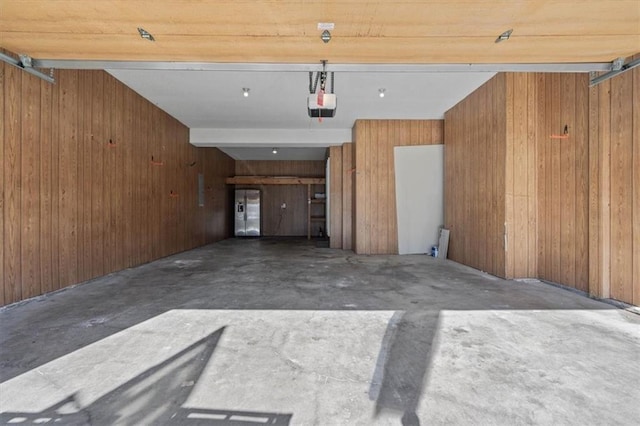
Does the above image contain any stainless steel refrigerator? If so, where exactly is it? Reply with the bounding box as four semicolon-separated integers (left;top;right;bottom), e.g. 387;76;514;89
234;189;261;236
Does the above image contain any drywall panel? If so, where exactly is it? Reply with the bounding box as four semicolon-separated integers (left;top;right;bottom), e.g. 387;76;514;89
353;120;443;254
394;145;444;255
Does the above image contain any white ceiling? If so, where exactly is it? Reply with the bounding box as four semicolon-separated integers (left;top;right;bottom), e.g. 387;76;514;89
107;68;496;160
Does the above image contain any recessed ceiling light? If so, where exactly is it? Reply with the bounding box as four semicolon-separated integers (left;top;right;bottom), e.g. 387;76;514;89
243;87;250;97
378;88;386;98
137;27;155;41
272;148;278;154
495;29;513;43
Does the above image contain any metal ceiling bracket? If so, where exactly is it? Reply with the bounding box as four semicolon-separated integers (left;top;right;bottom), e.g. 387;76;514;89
0;52;55;84
611;57;625;71
589;55;640;87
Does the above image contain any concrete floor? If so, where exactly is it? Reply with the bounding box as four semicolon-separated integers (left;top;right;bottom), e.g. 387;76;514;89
1;238;638;426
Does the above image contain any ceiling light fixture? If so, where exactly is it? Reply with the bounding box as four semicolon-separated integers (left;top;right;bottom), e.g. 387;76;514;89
242;87;250;97
378;88;386;98
272;148;278;154
137;27;155;41
495;29;513;43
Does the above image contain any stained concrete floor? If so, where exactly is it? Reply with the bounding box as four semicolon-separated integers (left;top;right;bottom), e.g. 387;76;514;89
0;238;639;426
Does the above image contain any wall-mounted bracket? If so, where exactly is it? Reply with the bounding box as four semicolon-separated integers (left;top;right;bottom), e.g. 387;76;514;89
589;55;640;87
0;52;55;84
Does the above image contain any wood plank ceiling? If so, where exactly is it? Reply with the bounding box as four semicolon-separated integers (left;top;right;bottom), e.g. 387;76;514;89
1;1;638;64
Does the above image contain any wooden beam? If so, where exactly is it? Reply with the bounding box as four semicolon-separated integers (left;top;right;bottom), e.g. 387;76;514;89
225;176;325;185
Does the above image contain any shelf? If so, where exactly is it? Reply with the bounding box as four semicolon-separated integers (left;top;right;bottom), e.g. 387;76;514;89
226;176;325;185
310;216;326;222
310;199;326;204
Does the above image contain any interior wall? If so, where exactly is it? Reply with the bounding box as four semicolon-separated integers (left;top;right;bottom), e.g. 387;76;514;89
535;73;590;291
444;75;507;277
445;68;637;306
505;74;540;280
589;55;639;305
342;143;354;251
1;64;234;307
395;145;444;255
329;146;343;248
352;119;443;255
234;160;325;236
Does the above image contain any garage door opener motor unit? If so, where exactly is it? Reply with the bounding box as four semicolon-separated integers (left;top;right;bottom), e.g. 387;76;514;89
308;60;336;118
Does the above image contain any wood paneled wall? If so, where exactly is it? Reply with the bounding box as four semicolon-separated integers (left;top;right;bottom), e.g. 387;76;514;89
505;74;540;280
342;143;354;251
234;160;325;236
444;75;507;277
535;73;590;291
353;120;443;254
328;143;355;250
445;68;637;305
589;55;640;305
1;63;234;307
445;73;589;283
329;146;343;248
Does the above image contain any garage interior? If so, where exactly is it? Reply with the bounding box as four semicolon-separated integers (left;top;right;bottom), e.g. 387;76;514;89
1;1;639;424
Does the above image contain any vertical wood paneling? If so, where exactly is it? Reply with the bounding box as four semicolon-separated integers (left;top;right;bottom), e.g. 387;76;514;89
20;68;41;299
575;74;589;292
0;62;4;306
113;81;125;269
446;72;589;284
588;83;601;296
527;74;539;278
353;120;443;254
90;71;104;278
633;55;640;306
329;146;343;248
447;67;635;304
4;64;22;303
103;73;115;276
494;74;507;276
587;58;638;305
609;69;633;303
598;80;612;298
550;74;562;283
234;160;325;236
504;74;514;278
39;73;53;295
444;75;506;277
80;71;93;282
560;74;577;288
537;74;548;281
58;70;79;287
342;143;354;250
1;66;235;307
633;56;640;306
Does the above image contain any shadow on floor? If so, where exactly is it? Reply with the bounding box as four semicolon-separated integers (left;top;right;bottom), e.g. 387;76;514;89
369;311;440;425
0;238;629;424
0;327;292;425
